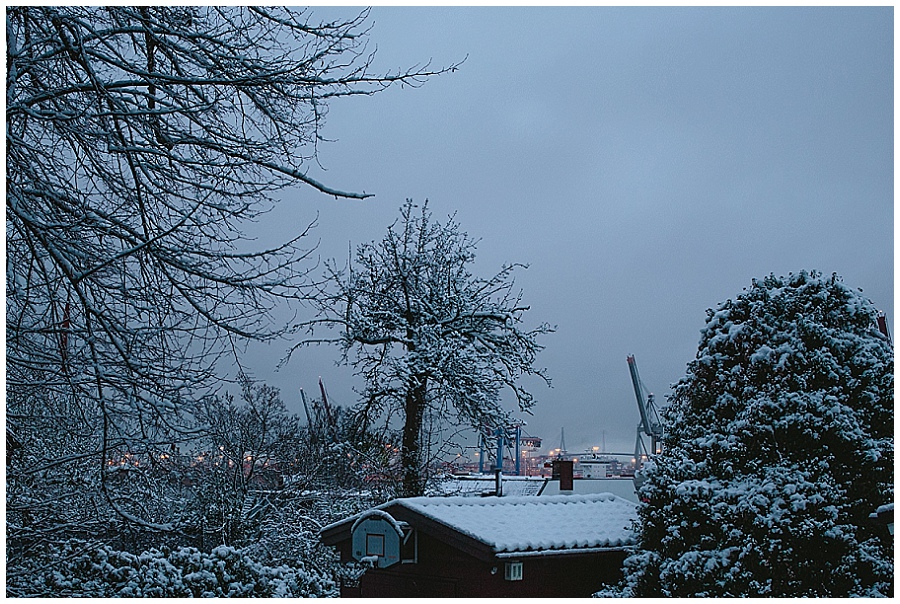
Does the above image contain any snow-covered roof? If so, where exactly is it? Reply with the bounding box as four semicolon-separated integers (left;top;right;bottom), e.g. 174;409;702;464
398;493;636;553
350;509;404;537
323;493;637;555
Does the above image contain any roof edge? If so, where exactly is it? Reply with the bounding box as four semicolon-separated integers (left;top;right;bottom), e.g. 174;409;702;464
494;545;635;559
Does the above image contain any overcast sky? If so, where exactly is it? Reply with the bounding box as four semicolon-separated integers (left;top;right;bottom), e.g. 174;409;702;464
242;7;893;458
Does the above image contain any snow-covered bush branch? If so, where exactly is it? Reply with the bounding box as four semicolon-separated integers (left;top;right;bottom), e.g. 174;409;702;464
6;541;335;598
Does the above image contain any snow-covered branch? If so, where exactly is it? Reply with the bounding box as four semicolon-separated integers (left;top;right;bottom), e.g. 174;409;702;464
7;6;455;540
297;200;554;496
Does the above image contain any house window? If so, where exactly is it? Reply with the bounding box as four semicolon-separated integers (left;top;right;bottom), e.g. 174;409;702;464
504;561;523;581
400;526;418;564
366;533;385;557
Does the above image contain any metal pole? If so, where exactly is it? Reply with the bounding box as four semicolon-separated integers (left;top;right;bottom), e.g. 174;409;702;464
479;433;485;474
515;425;521;476
495;427;504;474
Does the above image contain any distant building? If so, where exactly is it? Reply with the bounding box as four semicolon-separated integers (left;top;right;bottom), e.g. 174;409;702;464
320;493;637;597
434;473;639;502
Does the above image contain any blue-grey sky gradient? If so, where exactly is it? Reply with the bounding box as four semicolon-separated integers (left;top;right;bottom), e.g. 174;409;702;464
243;7;893;457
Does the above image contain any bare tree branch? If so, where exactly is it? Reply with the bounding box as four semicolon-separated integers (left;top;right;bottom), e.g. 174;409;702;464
296;200;554;496
7;6;455;541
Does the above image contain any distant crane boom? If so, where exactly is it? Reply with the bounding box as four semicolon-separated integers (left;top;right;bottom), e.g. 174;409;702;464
319;376;335;431
627;355;663;457
299;388;313;427
627;355;654;437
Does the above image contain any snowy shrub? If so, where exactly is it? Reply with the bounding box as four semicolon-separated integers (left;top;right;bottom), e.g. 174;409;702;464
613;271;893;597
239;488;382;582
7;540;335;598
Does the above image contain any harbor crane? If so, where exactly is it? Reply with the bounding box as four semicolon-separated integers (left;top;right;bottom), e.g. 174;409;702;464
627;355;663;471
299;377;338;444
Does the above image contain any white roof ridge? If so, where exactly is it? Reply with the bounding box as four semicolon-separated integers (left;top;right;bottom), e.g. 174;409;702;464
400;492;627;507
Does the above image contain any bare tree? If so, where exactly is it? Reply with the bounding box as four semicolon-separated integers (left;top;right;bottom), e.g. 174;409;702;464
190;375;304;546
6;6;454;539
295;201;553;496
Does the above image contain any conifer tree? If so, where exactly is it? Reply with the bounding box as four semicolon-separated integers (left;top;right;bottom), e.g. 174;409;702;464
620;271;893;597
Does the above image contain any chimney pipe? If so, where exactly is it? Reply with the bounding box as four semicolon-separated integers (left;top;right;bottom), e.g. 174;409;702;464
553;459;574;492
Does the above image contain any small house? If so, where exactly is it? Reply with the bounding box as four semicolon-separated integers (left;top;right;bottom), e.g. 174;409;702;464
320;493;637;597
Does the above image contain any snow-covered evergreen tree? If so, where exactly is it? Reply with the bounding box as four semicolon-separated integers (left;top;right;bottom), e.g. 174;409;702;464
620;271;893;597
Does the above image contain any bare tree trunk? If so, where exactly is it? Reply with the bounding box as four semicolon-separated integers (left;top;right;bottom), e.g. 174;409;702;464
401;376;427;497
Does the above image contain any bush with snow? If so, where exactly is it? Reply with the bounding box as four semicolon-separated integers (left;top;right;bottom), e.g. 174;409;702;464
611;271;893;597
7;540;335;598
